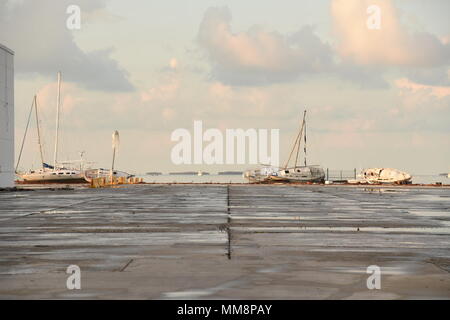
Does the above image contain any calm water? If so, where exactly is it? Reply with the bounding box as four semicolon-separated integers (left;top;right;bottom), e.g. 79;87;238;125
138;174;449;184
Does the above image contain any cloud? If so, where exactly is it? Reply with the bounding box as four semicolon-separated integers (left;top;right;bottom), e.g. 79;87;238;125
406;67;450;86
0;0;133;92
395;78;450;99
169;58;178;70
333;62;389;89
36;81;84;114
196;4;449;89
197;6;334;85
331;0;450;67
140;64;181;103
394;78;450;125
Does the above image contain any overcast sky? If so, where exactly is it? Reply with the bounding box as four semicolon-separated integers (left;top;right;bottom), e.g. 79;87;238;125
1;0;449;174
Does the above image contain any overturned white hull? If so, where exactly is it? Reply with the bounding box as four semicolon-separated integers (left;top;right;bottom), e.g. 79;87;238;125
362;168;412;184
243;166;279;183
83;168;133;183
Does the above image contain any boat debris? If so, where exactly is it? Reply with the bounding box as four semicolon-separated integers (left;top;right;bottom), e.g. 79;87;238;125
83;168;133;183
361;168;412;185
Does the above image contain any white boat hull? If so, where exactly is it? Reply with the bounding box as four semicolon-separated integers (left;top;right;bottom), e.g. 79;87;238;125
274;166;325;183
244;166;325;183
362;168;412;184
83;169;133;183
18;169;86;184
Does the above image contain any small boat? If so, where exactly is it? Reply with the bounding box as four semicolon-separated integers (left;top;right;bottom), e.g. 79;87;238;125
83;168;133;183
361;168;412;184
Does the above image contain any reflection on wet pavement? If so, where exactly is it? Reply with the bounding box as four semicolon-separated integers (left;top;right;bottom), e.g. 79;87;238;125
0;184;449;299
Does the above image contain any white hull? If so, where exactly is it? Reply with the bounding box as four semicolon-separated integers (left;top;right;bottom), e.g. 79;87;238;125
274;166;325;183
18;169;85;184
244;166;325;183
83;168;133;183
362;168;412;184
244;166;278;183
243;110;325;184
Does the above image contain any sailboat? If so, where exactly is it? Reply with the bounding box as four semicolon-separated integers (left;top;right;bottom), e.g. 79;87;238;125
16;72;86;184
270;110;325;183
244;110;325;183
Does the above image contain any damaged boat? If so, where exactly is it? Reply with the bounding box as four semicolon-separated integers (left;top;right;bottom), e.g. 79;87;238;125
244;110;325;183
243;166;279;183
83;168;133;183
361;168;412;184
272;165;325;183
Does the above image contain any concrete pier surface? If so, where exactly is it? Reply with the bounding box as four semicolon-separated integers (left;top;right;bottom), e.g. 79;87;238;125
0;184;449;299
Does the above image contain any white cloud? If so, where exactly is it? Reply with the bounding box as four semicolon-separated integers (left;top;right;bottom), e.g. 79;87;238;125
331;0;450;67
197;6;334;85
0;0;133;92
395;78;450;99
169;58;178;70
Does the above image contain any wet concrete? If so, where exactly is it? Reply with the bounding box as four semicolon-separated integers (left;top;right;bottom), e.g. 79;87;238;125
0;184;449;299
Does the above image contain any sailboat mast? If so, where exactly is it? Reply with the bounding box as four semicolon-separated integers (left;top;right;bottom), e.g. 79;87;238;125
34;95;45;170
53;72;61;169
294;110;307;168
111;131;120;183
304;111;307;166
15;97;35;173
284;109;307;169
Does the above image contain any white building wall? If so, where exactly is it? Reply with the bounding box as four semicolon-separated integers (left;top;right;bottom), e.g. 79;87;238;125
0;44;14;188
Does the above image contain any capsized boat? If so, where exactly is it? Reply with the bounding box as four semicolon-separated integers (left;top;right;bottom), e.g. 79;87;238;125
83;168;133;183
243;166;280;183
361;168;412;184
244;109;325;183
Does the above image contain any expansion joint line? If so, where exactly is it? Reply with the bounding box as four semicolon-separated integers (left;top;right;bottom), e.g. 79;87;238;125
227;185;231;260
119;259;134;272
13;194;116;220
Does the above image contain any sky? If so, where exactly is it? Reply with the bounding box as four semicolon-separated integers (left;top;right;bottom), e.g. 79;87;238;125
0;0;449;174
